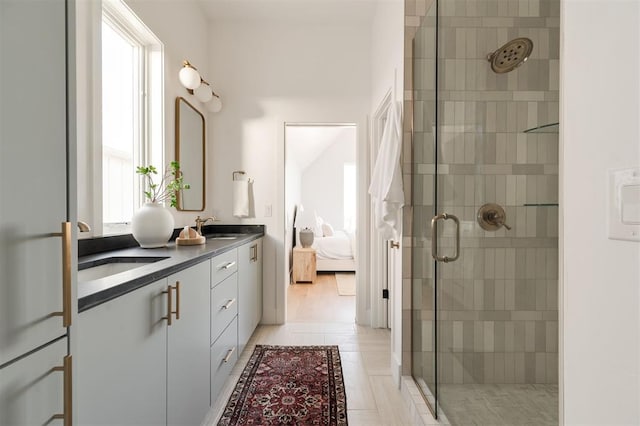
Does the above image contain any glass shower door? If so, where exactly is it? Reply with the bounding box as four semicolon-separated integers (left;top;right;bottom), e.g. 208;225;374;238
412;0;560;424
410;0;438;414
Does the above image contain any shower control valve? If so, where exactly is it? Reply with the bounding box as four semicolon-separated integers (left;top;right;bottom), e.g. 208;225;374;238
477;203;511;231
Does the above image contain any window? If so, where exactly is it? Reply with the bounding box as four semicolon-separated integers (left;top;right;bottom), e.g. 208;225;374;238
99;0;163;235
101;19;138;225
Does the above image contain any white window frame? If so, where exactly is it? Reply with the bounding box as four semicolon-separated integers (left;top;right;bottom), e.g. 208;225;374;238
80;0;164;237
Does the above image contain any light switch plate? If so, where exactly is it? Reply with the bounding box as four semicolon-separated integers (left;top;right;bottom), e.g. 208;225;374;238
608;167;640;241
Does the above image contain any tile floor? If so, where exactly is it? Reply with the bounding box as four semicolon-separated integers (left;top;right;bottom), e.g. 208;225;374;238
203;273;424;425
438;383;558;426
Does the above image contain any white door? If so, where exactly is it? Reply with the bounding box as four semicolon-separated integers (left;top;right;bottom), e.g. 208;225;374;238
77;279;168;425
369;93;403;329
0;0;70;366
167;262;211;426
0;338;67;425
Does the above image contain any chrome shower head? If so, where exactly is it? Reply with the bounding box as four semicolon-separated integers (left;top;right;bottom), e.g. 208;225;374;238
487;37;533;74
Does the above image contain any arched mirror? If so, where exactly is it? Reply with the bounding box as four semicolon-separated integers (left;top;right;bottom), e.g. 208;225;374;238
175;97;205;211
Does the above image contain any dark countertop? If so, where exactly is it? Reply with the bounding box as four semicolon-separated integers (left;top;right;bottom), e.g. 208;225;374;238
78;230;263;313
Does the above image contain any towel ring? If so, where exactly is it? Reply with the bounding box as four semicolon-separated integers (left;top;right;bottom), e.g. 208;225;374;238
232;170;253;183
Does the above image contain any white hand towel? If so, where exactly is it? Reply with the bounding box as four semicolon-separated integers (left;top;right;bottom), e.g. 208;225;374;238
233;180;249;217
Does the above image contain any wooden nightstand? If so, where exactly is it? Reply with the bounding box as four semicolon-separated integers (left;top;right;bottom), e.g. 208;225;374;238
292;246;317;283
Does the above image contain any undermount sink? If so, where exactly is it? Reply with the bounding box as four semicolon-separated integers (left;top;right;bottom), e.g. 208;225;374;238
206;234;239;240
78;256;168;282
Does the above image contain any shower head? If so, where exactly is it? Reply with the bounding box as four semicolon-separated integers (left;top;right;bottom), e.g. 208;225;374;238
487;37;533;74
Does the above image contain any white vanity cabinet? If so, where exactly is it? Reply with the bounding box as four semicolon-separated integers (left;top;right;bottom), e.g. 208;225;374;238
77;237;264;422
210;249;239;404
167;261;211;426
210;238;264;403
238;238;263;353
77;278;169;425
78;259;218;425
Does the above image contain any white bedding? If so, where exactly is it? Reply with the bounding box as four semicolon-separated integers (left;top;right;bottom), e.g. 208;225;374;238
312;230;354;260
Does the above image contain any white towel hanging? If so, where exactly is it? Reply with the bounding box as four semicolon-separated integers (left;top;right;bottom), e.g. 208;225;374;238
368;101;404;239
233;179;249;218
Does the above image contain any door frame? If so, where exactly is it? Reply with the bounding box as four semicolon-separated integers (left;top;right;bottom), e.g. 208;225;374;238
282;122;366;324
370;90;394;328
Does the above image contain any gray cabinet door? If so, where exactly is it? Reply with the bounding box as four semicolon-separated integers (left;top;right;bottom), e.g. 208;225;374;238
238;238;263;353
167;261;210;426
0;0;69;366
0;338;67;426
77;279;168;426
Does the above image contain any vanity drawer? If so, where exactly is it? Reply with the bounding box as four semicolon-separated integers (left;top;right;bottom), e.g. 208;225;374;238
211;249;238;287
211;273;238;344
211;317;238;404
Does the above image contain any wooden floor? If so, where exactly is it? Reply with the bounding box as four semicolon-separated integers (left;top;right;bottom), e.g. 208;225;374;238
288;272;356;322
204;273;420;425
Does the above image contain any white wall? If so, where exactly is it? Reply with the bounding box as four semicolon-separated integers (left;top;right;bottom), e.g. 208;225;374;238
370;0;404;383
561;1;640;424
208;19;371;324
300;136;356;231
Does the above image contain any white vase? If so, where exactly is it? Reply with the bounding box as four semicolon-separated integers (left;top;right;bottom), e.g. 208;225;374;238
132;202;175;248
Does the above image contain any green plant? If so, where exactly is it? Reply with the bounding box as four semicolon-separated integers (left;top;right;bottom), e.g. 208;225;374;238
136;161;190;208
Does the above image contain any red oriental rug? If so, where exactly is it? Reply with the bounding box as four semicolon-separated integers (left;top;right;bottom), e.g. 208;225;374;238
218;345;348;425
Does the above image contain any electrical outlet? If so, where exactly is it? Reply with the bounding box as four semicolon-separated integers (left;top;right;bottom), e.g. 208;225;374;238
265;204;272;217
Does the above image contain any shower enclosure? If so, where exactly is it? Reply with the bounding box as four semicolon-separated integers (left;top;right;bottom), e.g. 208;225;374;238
410;1;559;424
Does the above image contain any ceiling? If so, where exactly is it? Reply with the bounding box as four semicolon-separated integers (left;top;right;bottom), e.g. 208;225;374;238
199;0;378;24
285;125;356;172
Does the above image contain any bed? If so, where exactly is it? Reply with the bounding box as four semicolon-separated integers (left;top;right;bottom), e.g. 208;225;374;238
311;230;356;272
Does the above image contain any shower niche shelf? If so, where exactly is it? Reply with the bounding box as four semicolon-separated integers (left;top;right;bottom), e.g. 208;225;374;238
523;203;559;207
523;122;559;134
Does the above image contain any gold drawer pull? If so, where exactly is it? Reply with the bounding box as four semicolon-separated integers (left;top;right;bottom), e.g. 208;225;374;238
223;347;236;363
222;298;236;310
51;355;72;426
221;261;236;270
51;222;72;327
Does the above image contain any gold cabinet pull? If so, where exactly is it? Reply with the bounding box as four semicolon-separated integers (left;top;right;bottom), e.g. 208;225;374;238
163;284;174;326
389;240;400;249
250;244;258;262
174;281;181;320
222;298;236;310
223;347;236;363
163;282;179;325
51;222;72;327
221;261;236;270
51;355;72;426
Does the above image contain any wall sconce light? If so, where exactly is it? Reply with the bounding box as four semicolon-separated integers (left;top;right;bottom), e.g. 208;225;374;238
179;60;223;113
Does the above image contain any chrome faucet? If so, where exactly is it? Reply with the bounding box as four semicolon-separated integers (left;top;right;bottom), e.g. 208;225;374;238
194;216;217;235
78;221;91;232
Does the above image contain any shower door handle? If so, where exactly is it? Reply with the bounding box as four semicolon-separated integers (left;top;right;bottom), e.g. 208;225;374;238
431;213;460;263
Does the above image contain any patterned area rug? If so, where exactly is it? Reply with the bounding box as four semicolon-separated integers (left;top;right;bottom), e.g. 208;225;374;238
218;345;347;425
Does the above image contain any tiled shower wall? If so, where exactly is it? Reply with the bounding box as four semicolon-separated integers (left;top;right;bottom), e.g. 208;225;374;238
405;0;560;385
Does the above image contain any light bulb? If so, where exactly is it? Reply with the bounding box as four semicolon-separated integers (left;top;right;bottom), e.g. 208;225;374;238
194;83;213;103
207;96;223;113
179;62;201;90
